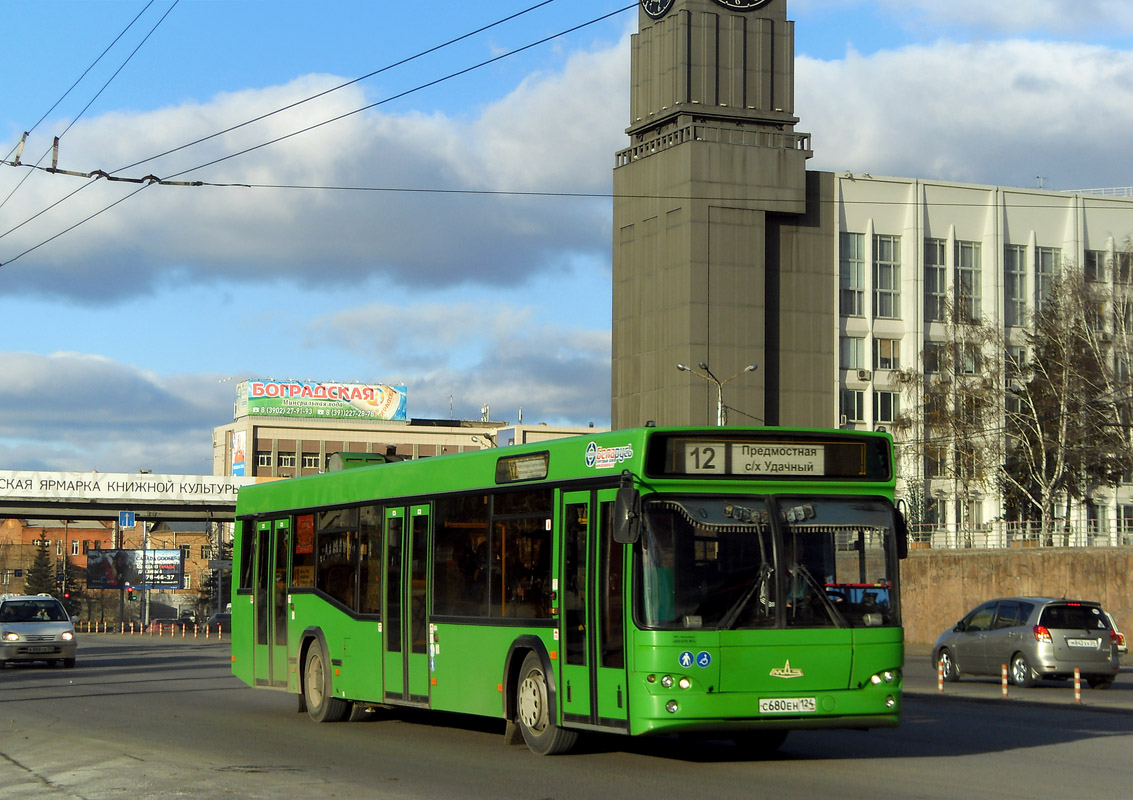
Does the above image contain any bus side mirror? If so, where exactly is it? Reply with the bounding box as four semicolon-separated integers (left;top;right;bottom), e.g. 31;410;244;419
613;485;641;544
895;509;909;560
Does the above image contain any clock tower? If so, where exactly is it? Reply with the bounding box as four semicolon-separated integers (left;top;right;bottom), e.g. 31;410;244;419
612;0;834;429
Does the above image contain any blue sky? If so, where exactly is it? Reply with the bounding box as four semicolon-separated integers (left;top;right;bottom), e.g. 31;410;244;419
3;0;1133;474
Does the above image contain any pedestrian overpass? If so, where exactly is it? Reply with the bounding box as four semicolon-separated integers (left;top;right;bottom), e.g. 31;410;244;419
0;470;255;523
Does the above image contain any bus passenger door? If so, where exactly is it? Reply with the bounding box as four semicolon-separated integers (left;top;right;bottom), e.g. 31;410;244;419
560;490;629;731
383;506;431;705
253;518;291;688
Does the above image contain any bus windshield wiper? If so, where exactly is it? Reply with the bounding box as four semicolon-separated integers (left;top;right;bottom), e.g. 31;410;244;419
791;564;848;628
719;563;772;630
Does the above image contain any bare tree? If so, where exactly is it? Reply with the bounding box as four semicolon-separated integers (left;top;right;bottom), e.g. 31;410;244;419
892;294;1005;541
1003;264;1133;542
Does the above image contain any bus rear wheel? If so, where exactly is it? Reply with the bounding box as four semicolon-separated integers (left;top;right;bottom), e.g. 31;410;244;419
303;642;352;723
515;652;577;755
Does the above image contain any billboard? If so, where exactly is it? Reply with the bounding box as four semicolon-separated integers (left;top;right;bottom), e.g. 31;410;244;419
86;549;184;590
236;379;407;421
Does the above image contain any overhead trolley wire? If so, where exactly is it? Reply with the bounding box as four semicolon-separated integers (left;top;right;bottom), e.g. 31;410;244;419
0;0;169;211
159;3;636;182
114;0;561;175
0;3;637;268
1;0;566;245
1;0;158;163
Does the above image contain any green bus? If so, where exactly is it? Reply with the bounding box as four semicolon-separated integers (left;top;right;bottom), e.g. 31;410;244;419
231;426;906;755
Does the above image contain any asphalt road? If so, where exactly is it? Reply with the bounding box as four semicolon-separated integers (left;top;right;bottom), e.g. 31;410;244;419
1;635;1131;800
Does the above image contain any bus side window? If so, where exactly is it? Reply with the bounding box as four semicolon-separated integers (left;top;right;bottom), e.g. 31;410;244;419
358;504;383;616
238;520;255;590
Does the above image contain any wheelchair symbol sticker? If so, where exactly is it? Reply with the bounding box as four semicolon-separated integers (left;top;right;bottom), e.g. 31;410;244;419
679;650;712;668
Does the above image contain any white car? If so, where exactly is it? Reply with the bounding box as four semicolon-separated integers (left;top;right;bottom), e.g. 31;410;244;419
0;594;78;668
1106;611;1127;656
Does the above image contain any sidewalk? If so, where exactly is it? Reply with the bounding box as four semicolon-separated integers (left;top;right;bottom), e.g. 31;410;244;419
903;644;1133;712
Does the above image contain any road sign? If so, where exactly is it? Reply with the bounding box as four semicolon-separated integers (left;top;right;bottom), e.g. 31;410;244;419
208;560;233;570
119;511;136;528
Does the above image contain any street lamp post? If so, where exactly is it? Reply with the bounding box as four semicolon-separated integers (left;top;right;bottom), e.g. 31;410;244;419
676;361;757;426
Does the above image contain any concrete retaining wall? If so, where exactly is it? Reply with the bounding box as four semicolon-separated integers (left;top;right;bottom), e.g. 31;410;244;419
901;547;1133;645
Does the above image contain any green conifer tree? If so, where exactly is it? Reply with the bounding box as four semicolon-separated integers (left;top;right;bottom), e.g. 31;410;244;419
25;539;56;595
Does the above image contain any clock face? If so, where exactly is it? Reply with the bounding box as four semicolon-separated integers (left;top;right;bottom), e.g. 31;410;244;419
713;0;773;10
641;0;676;18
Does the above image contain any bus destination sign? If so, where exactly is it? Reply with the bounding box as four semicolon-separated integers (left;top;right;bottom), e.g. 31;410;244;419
684;442;824;476
649;433;881;480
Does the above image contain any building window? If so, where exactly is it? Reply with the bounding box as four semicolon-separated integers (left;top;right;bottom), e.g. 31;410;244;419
56;539;63;556
1116;251;1132;285
182;574;192;590
874;338;900;371
180;545;191;560
955;240;981;320
200;545;211;559
1006;346;1026;413
925;238;947;322
1036;247;1060;309
302;453;321;470
1117;354;1131;386
1120;505;1133;545
840;389;864;422
874;391;900;423
840;232;865;317
1004;244;1027;326
840;336;865;370
256;452;272;468
960;343;980;375
873;234;901;319
1085;250;1106;283
924;342;944;373
71;540;79;556
278;452;296;468
956;444;979;480
925;445;946;478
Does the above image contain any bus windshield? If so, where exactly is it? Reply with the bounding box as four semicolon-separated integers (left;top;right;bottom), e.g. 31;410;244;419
637;495;899;631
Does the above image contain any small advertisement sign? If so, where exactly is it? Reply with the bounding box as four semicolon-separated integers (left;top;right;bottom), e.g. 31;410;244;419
231;430;246;477
86;549;185;590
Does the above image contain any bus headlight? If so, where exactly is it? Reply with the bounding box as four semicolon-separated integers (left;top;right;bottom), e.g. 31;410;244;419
870;669;900;685
666;700;679;714
678;677;692;690
660;675;674;688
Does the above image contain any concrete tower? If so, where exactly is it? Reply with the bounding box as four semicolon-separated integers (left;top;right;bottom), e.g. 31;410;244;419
612;0;834;429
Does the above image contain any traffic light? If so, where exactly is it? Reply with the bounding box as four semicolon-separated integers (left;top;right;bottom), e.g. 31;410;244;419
127;587;136;602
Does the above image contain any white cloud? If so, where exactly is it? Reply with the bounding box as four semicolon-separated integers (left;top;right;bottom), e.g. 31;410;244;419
308;300;611;424
1;37;629;301
0;352;226;473
797;39;1133;188
880;0;1133;35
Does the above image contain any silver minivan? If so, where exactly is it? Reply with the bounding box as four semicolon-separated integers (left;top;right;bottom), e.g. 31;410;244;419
0;594;78;668
933;597;1120;689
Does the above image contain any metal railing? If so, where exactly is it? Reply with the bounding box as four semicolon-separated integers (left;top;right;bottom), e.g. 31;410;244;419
1063;187;1133;197
616;121;811;167
907;520;1133;549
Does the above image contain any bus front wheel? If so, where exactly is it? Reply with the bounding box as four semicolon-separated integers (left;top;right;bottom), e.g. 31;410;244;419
515;652;577;755
303;642;352;723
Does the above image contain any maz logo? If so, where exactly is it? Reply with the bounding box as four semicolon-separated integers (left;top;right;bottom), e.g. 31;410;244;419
769;660;804;679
